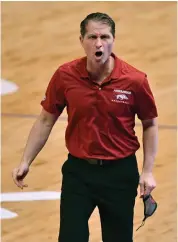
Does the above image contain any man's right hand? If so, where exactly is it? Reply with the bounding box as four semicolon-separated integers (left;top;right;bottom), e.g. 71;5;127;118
11;109;57;190
12;163;29;189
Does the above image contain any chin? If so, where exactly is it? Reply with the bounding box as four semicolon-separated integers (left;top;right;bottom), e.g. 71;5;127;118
95;56;106;63
95;59;103;63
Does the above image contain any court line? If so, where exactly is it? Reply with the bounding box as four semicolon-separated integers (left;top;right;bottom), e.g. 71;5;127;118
1;112;67;120
1;112;177;130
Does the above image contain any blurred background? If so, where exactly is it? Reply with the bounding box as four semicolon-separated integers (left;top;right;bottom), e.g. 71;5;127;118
1;2;177;242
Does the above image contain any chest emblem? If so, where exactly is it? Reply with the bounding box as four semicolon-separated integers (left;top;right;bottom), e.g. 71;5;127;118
112;89;131;104
116;94;128;101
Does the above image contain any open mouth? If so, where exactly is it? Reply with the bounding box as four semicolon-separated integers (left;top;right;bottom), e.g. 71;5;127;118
95;51;103;57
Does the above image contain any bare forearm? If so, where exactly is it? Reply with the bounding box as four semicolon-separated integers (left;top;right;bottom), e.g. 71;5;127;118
142;124;158;173
21;118;53;166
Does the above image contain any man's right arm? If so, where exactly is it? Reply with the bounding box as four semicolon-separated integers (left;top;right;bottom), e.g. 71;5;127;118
12;108;58;189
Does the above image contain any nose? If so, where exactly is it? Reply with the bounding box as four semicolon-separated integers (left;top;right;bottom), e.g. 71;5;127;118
95;37;102;49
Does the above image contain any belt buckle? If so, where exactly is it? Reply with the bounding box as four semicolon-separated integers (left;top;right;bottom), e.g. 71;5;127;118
98;159;103;166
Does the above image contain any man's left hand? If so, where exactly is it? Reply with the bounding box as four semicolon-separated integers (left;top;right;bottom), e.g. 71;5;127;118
139;172;156;197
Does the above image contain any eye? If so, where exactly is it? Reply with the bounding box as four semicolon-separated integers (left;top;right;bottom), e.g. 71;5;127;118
101;35;110;39
88;35;97;39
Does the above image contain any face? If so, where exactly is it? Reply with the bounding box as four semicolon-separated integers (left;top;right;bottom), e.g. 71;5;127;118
80;20;115;64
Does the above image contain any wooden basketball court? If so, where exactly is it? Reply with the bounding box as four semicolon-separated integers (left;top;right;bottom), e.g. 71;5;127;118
1;2;177;242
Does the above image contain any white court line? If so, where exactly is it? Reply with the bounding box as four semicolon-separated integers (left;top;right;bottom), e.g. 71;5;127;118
1;191;61;202
1;79;19;96
1;191;61;220
0;208;18;219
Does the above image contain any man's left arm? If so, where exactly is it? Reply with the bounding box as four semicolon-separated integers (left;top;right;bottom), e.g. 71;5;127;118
139;118;158;197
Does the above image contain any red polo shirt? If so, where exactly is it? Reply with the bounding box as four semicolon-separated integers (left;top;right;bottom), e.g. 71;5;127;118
41;53;158;160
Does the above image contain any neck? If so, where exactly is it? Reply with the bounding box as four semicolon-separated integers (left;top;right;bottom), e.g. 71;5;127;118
87;56;114;81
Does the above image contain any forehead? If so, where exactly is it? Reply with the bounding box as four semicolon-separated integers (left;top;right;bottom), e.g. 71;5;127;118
85;20;112;35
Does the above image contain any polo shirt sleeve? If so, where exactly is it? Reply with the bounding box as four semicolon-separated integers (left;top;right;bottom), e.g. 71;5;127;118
41;69;66;117
135;75;158;120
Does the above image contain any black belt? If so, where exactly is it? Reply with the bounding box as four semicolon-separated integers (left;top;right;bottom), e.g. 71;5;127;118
70;154;135;166
84;158;117;165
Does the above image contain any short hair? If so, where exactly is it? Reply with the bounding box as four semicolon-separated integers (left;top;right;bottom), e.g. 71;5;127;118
80;12;115;38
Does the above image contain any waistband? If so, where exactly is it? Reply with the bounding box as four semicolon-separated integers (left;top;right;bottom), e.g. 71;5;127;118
69;154;136;166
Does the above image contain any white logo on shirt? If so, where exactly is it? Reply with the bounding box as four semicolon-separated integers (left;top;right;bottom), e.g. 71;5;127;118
112;89;131;104
116;94;128;101
114;89;131;95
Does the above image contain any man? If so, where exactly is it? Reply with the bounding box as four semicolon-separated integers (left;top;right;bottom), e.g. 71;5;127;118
12;12;158;242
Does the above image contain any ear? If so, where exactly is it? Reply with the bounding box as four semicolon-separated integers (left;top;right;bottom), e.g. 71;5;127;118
112;37;115;46
79;35;83;45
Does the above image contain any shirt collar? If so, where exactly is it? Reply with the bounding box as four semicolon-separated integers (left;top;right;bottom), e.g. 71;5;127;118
77;53;121;80
110;53;121;80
